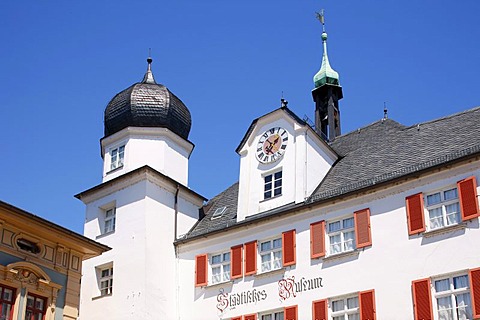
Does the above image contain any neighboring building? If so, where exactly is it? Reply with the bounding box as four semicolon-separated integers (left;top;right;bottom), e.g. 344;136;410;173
0;200;109;320
77;20;480;320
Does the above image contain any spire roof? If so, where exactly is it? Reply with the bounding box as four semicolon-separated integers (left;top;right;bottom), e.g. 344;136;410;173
142;56;156;84
313;12;340;88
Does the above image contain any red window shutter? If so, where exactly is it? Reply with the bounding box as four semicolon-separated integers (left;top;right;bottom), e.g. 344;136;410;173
312;299;327;320
354;209;372;248
231;317;242;320
231;245;243;279
194;254;208;287
406;193;426;235
458;176;480;221
284;305;298;320
243;314;257;320
359;289;376;320
244;241;257;276
310;221;326;259
412;278;433;320
470;268;480;318
282;229;296;266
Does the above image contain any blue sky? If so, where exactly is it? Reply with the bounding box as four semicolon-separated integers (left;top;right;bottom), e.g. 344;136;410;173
1;1;479;234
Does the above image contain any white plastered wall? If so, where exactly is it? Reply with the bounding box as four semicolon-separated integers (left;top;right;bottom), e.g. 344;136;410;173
177;161;480;320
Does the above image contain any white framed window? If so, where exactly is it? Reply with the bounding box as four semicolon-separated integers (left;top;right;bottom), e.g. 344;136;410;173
433;273;472;320
327;217;355;255
110;145;125;170
331;295;360;320
103;208;116;234
211;252;230;284
264;171;282;199
260;310;284;320
426;187;461;231
260;237;282;272
99;266;113;296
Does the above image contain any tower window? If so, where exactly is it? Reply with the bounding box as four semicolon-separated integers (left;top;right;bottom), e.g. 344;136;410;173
97;265;113;297
16;238;40;254
103;208;116;234
110;145;125;170
264;171;282;200
25;294;46;320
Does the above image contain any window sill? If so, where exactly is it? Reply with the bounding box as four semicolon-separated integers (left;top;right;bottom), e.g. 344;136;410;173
206;279;234;288
255;267;285;279
92;293;112;301
260;194;282;203
324;250;359;262
423;223;467;238
96;230;115;240
106;165;124;175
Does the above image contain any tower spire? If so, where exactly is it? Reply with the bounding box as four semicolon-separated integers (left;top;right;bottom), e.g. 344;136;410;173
142;49;156;84
311;10;343;142
313;10;340;88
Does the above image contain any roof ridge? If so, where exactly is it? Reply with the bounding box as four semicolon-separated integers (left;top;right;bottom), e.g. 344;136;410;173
405;106;480;129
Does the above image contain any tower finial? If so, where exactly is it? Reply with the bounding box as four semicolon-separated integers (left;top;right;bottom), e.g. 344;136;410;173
142;48;156;84
313;10;340;88
383;102;388;120
316;9;326;32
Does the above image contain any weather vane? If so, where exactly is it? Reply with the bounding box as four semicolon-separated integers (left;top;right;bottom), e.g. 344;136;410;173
316;9;326;32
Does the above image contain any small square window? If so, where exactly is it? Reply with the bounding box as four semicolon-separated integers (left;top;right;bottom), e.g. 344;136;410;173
433;273;472;319
210;251;231;284
327;217;355;255
104;208;116;234
98;265;113;296
426;186;460;231
331;295;359;320
110;145;125;171
260;238;282;272
264;171;282;200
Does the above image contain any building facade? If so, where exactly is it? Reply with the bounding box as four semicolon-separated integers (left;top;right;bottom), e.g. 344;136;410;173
77;22;480;320
0;201;109;320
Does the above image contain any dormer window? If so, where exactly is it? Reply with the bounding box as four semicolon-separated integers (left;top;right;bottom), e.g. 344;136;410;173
110;145;125;170
264;171;282;200
211;206;227;220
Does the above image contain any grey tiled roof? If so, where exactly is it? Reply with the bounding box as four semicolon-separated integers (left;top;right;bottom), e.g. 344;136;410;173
180;106;480;241
104;82;192;139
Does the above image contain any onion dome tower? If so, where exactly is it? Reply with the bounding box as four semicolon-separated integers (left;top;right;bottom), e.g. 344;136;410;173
312;11;343;142
100;57;194;185
104;57;192;140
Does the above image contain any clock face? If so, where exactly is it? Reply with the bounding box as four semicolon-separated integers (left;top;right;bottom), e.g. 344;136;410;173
256;127;288;163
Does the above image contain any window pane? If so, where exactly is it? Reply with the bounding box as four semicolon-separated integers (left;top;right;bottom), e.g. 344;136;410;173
347;297;359;308
262;315;272;320
274;171;282;179
348;315;360;320
260;241;271;252
274;179;282;188
272;238;282;249
211;254;221;264
273;251;282;269
343;218;354;229
332;299;344;312
453;275;469;289
223;252;230;262
344;231;355;251
437;296;453;320
435;279;450;292
455;293;472;320
223;264;230;281
265;175;272;183
264;191;272;199
427;192;441;206
274;187;281;196
265;182;272;192
429;207;444;229
444;188;458;201
329;221;341;232
275;312;284;320
445;203;460;225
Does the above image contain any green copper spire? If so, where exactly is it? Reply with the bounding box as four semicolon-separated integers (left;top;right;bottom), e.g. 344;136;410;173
313;11;340;88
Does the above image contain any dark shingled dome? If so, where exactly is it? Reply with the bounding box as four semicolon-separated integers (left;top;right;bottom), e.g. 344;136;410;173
104;59;191;139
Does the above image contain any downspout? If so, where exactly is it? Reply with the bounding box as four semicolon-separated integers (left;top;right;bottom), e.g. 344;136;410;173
174;184;180;319
174;184;180;241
